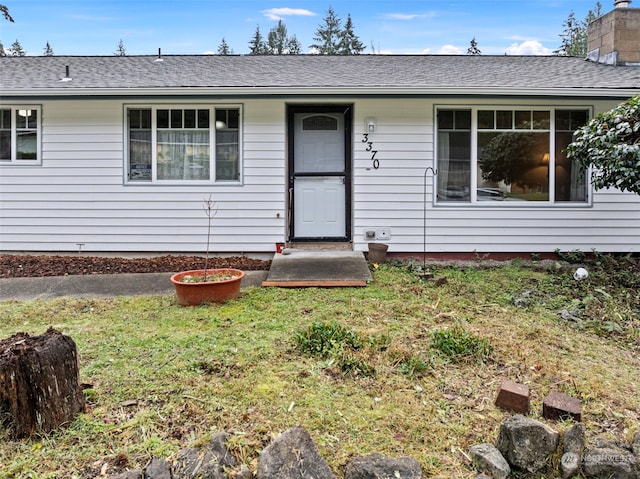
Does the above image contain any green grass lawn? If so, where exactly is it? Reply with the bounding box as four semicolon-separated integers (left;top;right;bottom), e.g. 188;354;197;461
0;259;638;478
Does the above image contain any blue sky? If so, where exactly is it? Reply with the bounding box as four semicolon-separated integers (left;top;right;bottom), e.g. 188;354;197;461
0;0;605;56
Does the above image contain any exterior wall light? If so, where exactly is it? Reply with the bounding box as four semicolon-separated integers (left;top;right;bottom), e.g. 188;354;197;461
365;118;376;133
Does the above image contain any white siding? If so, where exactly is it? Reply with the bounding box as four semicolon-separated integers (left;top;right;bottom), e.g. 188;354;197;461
1;96;638;254
351;98;640;254
0;99;288;253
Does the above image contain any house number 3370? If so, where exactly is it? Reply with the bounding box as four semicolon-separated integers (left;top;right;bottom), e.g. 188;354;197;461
362;134;379;169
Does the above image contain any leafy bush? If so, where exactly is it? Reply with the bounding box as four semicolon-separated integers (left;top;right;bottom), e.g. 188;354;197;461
567;95;640;195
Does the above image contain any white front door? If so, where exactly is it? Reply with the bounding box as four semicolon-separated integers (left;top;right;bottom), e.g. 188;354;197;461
290;109;350;240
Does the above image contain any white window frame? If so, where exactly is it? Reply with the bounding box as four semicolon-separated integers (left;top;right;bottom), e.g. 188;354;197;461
124;104;243;185
0;105;42;165
434;105;593;207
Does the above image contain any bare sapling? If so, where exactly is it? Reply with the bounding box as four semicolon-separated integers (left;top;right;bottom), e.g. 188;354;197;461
203;194;218;279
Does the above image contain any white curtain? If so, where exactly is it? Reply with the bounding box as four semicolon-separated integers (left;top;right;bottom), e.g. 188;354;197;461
157;130;210;180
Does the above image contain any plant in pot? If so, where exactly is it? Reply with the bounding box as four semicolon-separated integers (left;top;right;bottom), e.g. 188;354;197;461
170;195;245;306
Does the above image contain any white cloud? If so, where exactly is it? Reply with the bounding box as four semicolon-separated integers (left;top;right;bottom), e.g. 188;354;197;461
383;12;436;20
437;44;464;55
262;8;315;21
505;40;553;55
384;13;420;20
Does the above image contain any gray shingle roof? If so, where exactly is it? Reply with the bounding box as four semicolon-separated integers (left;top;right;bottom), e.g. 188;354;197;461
1;54;639;95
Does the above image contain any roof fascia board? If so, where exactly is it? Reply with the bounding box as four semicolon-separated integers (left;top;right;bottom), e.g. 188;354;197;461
1;87;638;99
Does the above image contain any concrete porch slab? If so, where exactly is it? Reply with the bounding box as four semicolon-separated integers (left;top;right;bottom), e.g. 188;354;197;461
262;250;372;287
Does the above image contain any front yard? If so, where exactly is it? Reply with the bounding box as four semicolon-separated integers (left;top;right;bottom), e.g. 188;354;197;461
0;257;638;478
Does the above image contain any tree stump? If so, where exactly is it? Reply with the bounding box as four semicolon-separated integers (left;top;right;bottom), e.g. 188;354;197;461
0;328;85;438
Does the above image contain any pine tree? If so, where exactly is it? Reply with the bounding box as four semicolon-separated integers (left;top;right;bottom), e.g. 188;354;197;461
0;41;6;57
466;37;481;55
310;7;343;54
267;20;289;54
555;2;602;57
10;39;26;56
217;38;232;55
287;35;302;54
265;20;300;54
339;14;365;55
248;25;268;55
43;41;54;56
114;39;127;56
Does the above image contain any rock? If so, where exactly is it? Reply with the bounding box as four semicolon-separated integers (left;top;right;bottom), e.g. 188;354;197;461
236;464;252;479
496;414;559;473
144;457;172;479
468;443;510;479
256;425;336;479
494;379;530;414
172;432;237;479
594;437;630;450
560;423;585;479
107;472;143;479
513;290;535;308
582;442;638;479
345;452;422;479
559;309;582;322
633;430;640;460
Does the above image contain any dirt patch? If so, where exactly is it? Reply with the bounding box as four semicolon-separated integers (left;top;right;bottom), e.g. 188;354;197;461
0;254;271;278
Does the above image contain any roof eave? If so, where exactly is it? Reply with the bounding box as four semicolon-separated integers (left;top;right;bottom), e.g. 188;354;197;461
1;86;638;98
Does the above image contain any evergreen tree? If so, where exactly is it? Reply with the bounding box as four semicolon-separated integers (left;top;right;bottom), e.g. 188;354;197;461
114;39;127;56
267;20;289;54
10;39;25;56
248;25;268;55
43;41;54;56
266;20;300;54
310;7;343;54
0;41;6;57
338;14;365;55
217;37;232;55
555;2;602;57
287;35;302;54
466;37;481;55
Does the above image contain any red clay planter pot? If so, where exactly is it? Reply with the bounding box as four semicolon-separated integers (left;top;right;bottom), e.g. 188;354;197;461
170;269;245;306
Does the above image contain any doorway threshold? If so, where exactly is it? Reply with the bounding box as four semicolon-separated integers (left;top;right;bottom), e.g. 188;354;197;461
286;242;352;251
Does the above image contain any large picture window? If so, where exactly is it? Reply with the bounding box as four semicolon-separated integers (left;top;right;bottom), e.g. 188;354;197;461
0;106;41;164
437;107;590;204
127;105;241;183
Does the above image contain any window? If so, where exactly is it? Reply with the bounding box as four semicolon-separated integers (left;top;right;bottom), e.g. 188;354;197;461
127;106;241;183
436;107;590;204
437;110;471;201
0;106;41;164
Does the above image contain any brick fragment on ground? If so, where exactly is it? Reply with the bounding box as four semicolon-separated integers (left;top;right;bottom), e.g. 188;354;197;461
495;379;530;414
543;391;582;421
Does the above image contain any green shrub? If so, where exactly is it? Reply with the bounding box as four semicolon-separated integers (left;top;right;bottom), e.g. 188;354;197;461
295;320;363;358
295;321;377;377
431;326;493;363
398;354;433;377
336;350;376;377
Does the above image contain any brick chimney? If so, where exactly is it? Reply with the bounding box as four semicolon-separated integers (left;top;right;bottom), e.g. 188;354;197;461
587;0;640;65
